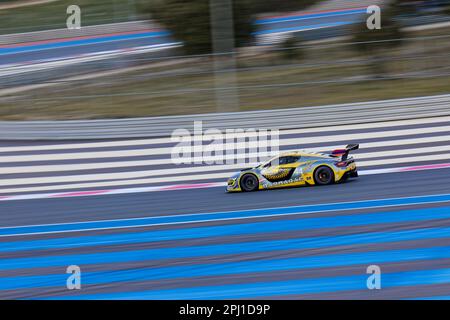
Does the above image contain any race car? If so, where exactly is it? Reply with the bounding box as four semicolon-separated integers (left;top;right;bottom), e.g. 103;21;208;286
227;144;359;192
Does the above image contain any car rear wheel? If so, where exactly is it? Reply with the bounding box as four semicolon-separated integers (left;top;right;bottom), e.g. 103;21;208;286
240;174;259;192
314;166;335;185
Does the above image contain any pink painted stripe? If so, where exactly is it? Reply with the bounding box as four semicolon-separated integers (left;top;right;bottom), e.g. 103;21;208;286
399;163;450;172
0;29;162;49
260;6;367;20
50;190;110;198
160;183;222;191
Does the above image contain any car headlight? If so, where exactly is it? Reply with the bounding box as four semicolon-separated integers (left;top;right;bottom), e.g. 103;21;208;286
228;178;236;186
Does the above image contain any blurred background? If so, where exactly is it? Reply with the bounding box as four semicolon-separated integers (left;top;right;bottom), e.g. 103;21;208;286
2;1;450;301
0;0;449;120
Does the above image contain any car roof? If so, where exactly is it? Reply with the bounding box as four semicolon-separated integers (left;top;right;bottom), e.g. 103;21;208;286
279;151;330;158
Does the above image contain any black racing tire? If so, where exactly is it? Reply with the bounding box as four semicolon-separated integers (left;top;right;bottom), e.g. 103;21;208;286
240;174;259;192
313;166;335;185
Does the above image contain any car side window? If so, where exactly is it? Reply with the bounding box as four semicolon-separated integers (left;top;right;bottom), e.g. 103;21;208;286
278;156;300;165
278;157;289;165
290;157;300;163
263;156;300;167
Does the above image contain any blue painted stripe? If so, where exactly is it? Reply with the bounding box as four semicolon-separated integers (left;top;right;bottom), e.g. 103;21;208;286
0;31;170;56
37;268;450;299
2;220;450;271
411;295;450;300
3;206;450;253
253;21;354;35
67;268;450;300
2;246;450;291
102;268;450;300
256;9;366;25
2;194;450;237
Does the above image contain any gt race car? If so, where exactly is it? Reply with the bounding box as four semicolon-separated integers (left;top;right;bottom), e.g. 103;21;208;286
227;144;359;192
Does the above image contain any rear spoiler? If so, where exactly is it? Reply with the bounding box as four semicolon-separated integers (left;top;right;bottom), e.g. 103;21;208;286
331;144;359;161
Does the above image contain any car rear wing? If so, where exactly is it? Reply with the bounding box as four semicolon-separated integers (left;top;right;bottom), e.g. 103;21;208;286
331;144;359;161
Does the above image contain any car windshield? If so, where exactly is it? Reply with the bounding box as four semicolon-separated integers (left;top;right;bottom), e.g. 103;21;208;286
259;156;278;168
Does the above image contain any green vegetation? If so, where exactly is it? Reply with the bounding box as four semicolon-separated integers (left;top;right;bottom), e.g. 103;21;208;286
140;0;249;55
351;0;405;77
140;0;321;55
0;0;323;36
2;71;448;120
279;37;306;62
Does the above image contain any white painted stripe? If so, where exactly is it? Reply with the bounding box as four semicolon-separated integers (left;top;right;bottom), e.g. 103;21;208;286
404;21;450;32
0;172;230;194
360;154;450;166
1;125;449;163
0;43;182;77
1;137;449;174
0;167;449;204
3;144;450;186
0;183;226;203
356;145;450;159
0;163;249;186
2;153;450;194
1;116;449;153
256;23;349;38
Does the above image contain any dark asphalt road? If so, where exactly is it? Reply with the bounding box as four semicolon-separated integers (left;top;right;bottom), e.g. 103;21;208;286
1;165;450;299
1;168;449;227
1;115;450;298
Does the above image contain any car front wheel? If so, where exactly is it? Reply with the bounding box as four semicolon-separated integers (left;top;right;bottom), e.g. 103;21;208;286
240;174;259;192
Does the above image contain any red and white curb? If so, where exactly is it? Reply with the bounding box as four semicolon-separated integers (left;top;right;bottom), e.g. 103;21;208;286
0;163;449;202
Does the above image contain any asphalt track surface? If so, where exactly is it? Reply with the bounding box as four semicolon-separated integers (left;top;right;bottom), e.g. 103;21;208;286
1;168;450;227
0;30;173;66
1;115;450;298
1;169;450;299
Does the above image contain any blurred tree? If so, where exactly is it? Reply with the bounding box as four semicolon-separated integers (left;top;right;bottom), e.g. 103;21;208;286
141;0;318;55
247;0;318;14
279;36;305;63
352;1;405;77
445;2;450;15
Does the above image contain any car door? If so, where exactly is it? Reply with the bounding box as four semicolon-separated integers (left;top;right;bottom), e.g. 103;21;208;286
261;156;300;182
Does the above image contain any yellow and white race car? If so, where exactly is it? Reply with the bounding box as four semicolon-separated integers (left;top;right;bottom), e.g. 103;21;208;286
227;144;359;192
